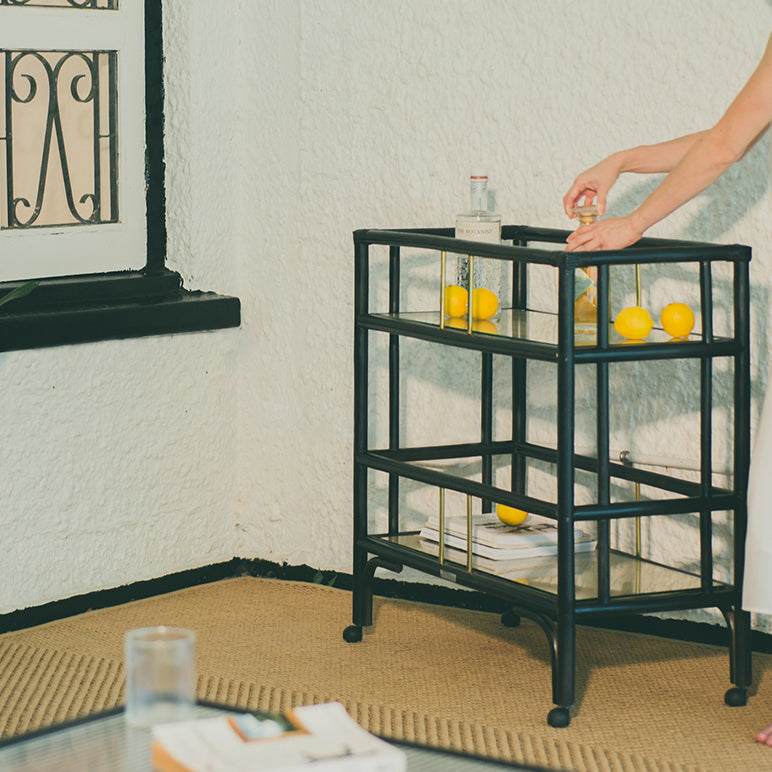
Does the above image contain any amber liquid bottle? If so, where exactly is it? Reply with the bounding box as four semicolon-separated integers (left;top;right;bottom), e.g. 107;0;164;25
572;205;598;333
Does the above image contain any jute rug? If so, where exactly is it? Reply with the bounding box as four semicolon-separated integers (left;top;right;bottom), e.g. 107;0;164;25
0;577;771;771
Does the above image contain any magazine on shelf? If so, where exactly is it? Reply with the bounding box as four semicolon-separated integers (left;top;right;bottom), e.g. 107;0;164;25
420;512;586;551
418;539;596;578
418;529;596;561
151;702;406;772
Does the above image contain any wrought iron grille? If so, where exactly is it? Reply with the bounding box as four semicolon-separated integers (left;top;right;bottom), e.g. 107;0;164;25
0;1;117;8
0;49;119;229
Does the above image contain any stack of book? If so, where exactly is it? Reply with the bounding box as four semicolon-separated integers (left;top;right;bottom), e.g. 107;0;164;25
419;512;596;574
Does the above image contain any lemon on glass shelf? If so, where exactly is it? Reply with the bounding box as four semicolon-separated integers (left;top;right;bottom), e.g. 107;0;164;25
660;302;695;338
471;288;499;320
444;285;468;317
613;306;653;340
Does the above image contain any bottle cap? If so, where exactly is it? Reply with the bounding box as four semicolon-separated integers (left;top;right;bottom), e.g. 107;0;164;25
572;204;599;225
571;204;598;217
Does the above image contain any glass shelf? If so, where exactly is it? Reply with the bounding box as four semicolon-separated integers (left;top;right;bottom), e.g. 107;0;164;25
377;308;710;348
379;533;723;601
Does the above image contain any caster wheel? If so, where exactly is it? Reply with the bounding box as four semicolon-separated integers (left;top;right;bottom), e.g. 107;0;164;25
547;707;571;728
342;625;363;643
724;687;747;707
501;611;521;628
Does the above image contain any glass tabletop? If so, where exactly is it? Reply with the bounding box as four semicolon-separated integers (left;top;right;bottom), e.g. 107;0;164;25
384;308;708;348
0;703;557;771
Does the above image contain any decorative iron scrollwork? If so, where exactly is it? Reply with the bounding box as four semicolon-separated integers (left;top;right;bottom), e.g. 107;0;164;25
0;1;117;8
1;49;118;229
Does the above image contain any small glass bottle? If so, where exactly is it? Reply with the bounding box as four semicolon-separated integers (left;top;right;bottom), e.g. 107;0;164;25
454;174;502;287
571;205;598;332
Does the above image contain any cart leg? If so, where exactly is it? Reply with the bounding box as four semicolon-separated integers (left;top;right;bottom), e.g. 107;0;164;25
722;606;752;706
501;609;521;628
509;605;573;726
548;618;574;728
343;555;403;643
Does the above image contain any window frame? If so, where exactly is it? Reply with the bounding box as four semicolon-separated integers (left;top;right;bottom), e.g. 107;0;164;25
0;0;241;352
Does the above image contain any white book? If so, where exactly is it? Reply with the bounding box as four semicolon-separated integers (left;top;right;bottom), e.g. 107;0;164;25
420;512;583;550
151;702;406;772
419;528;596;561
418;539;596;577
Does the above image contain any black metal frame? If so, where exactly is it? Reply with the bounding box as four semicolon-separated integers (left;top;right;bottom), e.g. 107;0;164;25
348;224;752;727
0;0;240;352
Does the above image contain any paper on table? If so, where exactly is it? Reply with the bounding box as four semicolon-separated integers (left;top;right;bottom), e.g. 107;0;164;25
151;702;406;772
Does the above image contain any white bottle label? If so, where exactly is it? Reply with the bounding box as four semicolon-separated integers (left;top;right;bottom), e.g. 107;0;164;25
455;221;501;244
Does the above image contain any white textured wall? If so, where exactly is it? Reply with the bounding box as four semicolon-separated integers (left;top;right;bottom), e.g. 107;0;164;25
0;1;242;613
3;1;772;636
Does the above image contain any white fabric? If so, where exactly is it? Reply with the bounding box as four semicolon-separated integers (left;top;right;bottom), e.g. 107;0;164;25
744;368;772;614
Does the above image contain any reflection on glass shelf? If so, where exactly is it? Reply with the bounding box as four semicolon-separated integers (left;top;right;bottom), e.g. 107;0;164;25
384;308;705;347
382;534;722;600
400;456;691;509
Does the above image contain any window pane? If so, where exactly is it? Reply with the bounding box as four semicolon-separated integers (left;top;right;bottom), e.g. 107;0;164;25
0;1;117;9
0;50;118;230
0;1;144;280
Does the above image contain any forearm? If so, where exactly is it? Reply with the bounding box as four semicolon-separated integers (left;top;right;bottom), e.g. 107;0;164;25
615;131;708;175
628;130;738;234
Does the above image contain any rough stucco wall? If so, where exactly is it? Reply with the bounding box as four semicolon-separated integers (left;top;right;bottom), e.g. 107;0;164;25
0;0;242;613
236;0;772;633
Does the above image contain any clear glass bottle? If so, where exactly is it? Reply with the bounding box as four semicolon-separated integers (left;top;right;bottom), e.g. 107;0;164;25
454;174;502;288
571;205;598;332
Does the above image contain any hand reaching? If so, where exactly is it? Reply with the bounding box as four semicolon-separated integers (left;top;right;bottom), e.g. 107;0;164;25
562;155;623;219
565;215;643;252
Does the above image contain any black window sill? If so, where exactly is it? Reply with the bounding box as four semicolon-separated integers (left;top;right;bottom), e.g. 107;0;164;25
0;270;241;352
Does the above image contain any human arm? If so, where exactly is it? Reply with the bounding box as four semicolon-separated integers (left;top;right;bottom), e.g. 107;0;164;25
562;131;708;217
565;32;772;252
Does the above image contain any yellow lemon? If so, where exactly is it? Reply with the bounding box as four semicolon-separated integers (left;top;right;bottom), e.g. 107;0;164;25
444;285;468;317
496;503;529;526
660;302;695;338
613;306;653;340
472;287;499;320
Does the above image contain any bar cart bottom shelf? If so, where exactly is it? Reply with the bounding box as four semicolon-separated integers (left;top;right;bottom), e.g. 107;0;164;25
341;551;751;728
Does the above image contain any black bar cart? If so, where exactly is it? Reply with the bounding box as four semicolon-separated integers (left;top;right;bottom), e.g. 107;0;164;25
345;225;752;727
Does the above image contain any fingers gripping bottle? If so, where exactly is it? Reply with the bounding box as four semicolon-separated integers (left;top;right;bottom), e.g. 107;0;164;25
571;205;598;333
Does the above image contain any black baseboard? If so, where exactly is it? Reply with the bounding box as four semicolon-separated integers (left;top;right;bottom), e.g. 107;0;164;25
2;558;771;654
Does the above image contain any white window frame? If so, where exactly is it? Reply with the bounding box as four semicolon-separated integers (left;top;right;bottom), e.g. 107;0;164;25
0;2;146;281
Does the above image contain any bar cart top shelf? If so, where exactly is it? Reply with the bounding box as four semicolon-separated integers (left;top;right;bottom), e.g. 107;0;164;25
355;225;750;360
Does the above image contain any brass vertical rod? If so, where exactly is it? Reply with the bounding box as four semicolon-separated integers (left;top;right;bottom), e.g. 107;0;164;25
467;255;475;333
438;488;446;565
466;493;474;571
634;482;642;558
635;264;642;307
439;251;447;330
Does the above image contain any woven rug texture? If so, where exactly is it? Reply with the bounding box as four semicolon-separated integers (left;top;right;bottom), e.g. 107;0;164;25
0;577;771;771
